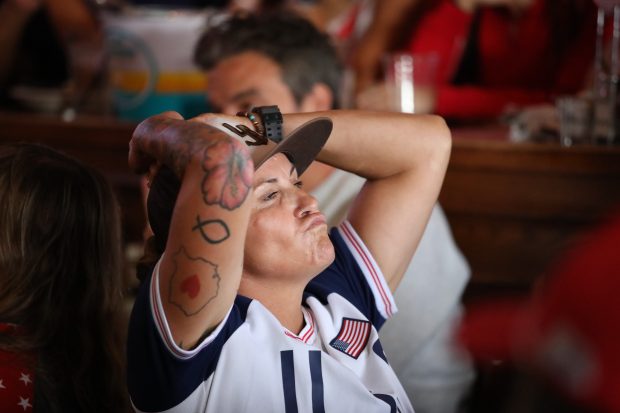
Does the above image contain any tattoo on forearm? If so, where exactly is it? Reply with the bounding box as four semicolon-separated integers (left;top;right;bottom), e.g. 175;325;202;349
136;117;253;210
192;216;230;244
166;127;220;179
200;139;253;210
168;246;220;317
222;123;268;146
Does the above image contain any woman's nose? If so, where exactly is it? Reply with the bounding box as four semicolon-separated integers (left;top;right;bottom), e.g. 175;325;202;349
294;191;319;218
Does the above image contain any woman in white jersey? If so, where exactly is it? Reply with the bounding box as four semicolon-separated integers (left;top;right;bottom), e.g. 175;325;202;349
127;108;450;412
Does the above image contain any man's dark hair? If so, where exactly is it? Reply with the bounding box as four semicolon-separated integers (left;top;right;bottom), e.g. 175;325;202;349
194;12;343;109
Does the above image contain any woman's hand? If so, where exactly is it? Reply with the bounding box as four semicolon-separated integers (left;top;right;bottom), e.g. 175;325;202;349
130;111;258;181
128;111;184;174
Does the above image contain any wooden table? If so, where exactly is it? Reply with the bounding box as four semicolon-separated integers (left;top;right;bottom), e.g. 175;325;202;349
443;125;620;298
2;112;619;297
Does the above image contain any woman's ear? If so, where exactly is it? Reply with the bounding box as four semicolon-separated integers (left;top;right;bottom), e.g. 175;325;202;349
299;83;334;112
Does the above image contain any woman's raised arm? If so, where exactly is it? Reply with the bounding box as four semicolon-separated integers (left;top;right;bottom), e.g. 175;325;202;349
130;111;254;350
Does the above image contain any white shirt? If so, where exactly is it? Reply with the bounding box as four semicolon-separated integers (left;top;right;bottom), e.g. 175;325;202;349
128;221;414;413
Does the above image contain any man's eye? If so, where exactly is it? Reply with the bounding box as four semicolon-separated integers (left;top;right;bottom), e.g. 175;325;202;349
264;191;278;201
294;181;303;189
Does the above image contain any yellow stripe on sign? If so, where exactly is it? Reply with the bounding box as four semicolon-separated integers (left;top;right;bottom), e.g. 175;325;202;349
110;71;207;93
110;71;149;91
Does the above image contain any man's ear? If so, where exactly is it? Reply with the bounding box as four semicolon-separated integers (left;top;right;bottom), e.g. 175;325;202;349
299;83;334;112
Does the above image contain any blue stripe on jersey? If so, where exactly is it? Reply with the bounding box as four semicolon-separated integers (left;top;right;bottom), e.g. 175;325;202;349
305;227;388;329
280;350;298;413
373;338;389;363
374;394;398;412
309;351;325;413
127;276;252;411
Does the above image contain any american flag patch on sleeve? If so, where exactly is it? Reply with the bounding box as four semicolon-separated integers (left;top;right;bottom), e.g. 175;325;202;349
329;318;371;359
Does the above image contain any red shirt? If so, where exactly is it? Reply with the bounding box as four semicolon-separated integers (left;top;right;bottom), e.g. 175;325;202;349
407;0;597;120
0;324;35;412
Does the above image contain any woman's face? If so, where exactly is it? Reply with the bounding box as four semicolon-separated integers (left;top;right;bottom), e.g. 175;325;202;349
242;154;335;281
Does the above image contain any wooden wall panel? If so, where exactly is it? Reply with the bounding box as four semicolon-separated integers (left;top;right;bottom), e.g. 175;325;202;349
443;127;620;297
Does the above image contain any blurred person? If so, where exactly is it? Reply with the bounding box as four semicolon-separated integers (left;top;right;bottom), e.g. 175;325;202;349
351;0;422;94
126;106;451;412
458;209;620;413
0;0;40;88
0;0;103;110
355;0;598;121
0;143;130;412
193;12;474;413
287;0;375;54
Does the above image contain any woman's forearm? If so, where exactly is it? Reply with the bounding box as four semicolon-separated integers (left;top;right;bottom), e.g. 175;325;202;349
282;110;451;181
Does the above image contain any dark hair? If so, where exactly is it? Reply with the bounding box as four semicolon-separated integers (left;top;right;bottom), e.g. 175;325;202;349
137;166;180;282
0;143;129;412
194;11;344;109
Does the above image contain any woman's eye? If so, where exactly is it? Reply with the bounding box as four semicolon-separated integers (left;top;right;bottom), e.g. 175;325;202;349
294;181;303;189
264;191;278;201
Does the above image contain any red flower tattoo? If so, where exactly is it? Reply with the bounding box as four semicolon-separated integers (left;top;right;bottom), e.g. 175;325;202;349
201;140;253;210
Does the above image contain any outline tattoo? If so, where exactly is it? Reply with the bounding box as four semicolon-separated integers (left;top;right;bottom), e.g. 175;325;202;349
192;216;230;244
168;246;220;317
222;123;269;146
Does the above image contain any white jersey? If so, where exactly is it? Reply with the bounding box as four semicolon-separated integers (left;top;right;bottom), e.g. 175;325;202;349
127;221;413;412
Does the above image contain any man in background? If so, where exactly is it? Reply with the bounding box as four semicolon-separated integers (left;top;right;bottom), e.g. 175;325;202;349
194;12;474;413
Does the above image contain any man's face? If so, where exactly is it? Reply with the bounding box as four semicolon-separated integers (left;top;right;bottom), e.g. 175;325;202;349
242;154;334;281
207;51;299;115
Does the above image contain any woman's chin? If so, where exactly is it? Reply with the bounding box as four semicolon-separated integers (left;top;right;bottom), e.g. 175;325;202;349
313;238;336;271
